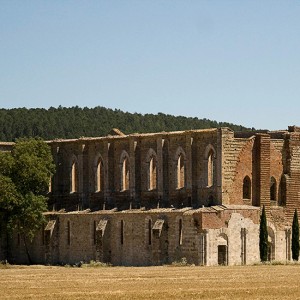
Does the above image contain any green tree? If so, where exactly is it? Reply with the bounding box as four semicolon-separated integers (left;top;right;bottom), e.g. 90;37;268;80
11;138;55;195
0;138;55;263
259;205;268;262
0;175;21;259
292;209;299;261
0;175;21;228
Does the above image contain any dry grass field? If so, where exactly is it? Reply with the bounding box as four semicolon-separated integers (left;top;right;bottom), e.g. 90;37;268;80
1;264;300;299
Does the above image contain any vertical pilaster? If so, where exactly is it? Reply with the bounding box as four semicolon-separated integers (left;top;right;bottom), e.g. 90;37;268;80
78;143;86;208
157;137;164;199
217;129;223;204
199;230;207;266
78;144;84;195
129;138;136;199
285;229;291;261
103;141;110;200
185;134;192;198
254;134;271;214
285;130;300;220
241;228;247;265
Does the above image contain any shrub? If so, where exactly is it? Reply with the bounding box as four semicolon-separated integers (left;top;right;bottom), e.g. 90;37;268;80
171;257;189;266
81;260;112;268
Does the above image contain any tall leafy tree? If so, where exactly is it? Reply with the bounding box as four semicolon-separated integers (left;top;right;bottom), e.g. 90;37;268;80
11;138;55;195
0;138;55;263
292;209;299;261
259;205;268;262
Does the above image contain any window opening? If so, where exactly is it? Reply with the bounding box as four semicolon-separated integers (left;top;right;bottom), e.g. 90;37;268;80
120;220;124;245
179;219;183;245
121;158;129;191
71;161;78;193
148;219;152;245
96;159;104;192
207;150;214;187
149;157;157;190
243;176;251;199
177;154;185;189
270;177;277;201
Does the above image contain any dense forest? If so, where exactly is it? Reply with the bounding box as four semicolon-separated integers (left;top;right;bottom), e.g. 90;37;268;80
0;106;253;141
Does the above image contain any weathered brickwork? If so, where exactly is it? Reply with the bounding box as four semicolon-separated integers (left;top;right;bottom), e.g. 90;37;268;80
4;126;300;266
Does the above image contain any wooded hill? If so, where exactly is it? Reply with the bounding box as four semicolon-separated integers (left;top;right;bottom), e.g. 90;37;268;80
0;106;252;141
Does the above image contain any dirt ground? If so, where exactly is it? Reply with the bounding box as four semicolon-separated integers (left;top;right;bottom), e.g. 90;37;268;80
1;264;300;299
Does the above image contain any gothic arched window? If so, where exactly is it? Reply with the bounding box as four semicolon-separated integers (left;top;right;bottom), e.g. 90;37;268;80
95;157;104;192
270;177;277;201
71;160;78;193
177;154;185;189
243;176;251;200
120;153;130;191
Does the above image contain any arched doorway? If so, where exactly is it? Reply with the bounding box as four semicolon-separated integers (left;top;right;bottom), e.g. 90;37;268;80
217;234;228;265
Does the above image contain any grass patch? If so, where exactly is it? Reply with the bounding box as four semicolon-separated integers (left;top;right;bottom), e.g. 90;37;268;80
0;260;10;269
253;260;300;266
81;260;112;268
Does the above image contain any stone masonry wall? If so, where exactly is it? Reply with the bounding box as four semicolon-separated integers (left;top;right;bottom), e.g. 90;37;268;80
2;126;299;266
10;207;270;266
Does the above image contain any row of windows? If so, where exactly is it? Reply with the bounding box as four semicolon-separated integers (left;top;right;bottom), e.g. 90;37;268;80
69;146;216;193
242;175;286;205
64;219;183;246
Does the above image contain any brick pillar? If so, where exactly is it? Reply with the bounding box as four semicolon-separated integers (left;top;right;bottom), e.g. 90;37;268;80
162;138;170;206
78;143;86;208
217;129;224;204
185;134;192;198
129;138;136;199
103;141;110;201
285;131;300;221
157;137;164;199
254;134;271;214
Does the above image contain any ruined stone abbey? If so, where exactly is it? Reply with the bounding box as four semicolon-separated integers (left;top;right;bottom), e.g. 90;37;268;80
5;125;300;265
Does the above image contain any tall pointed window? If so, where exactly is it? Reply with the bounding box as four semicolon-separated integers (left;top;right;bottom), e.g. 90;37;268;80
149;157;157;190
71;161;78;193
270;177;277;201
177;154;185;189
179;219;183;245
146;149;158;191
148;219;152;245
96;158;104;192
279;175;286;206
120;220;124;245
67;221;71;245
121;156;129;191
207;149;214;187
243;176;251;199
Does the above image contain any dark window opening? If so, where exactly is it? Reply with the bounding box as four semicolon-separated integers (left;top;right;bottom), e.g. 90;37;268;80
179;219;183;245
270;177;277;201
243;176;251;200
120;220;124;245
148;219;152;245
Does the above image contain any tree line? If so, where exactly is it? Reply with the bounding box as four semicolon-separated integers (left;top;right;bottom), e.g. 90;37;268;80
0;106;253;141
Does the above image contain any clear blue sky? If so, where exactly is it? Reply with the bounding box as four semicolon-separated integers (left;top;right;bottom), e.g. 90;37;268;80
1;1;299;130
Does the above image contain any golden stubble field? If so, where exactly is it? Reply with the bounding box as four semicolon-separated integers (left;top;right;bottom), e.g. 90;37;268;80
1;264;300;299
